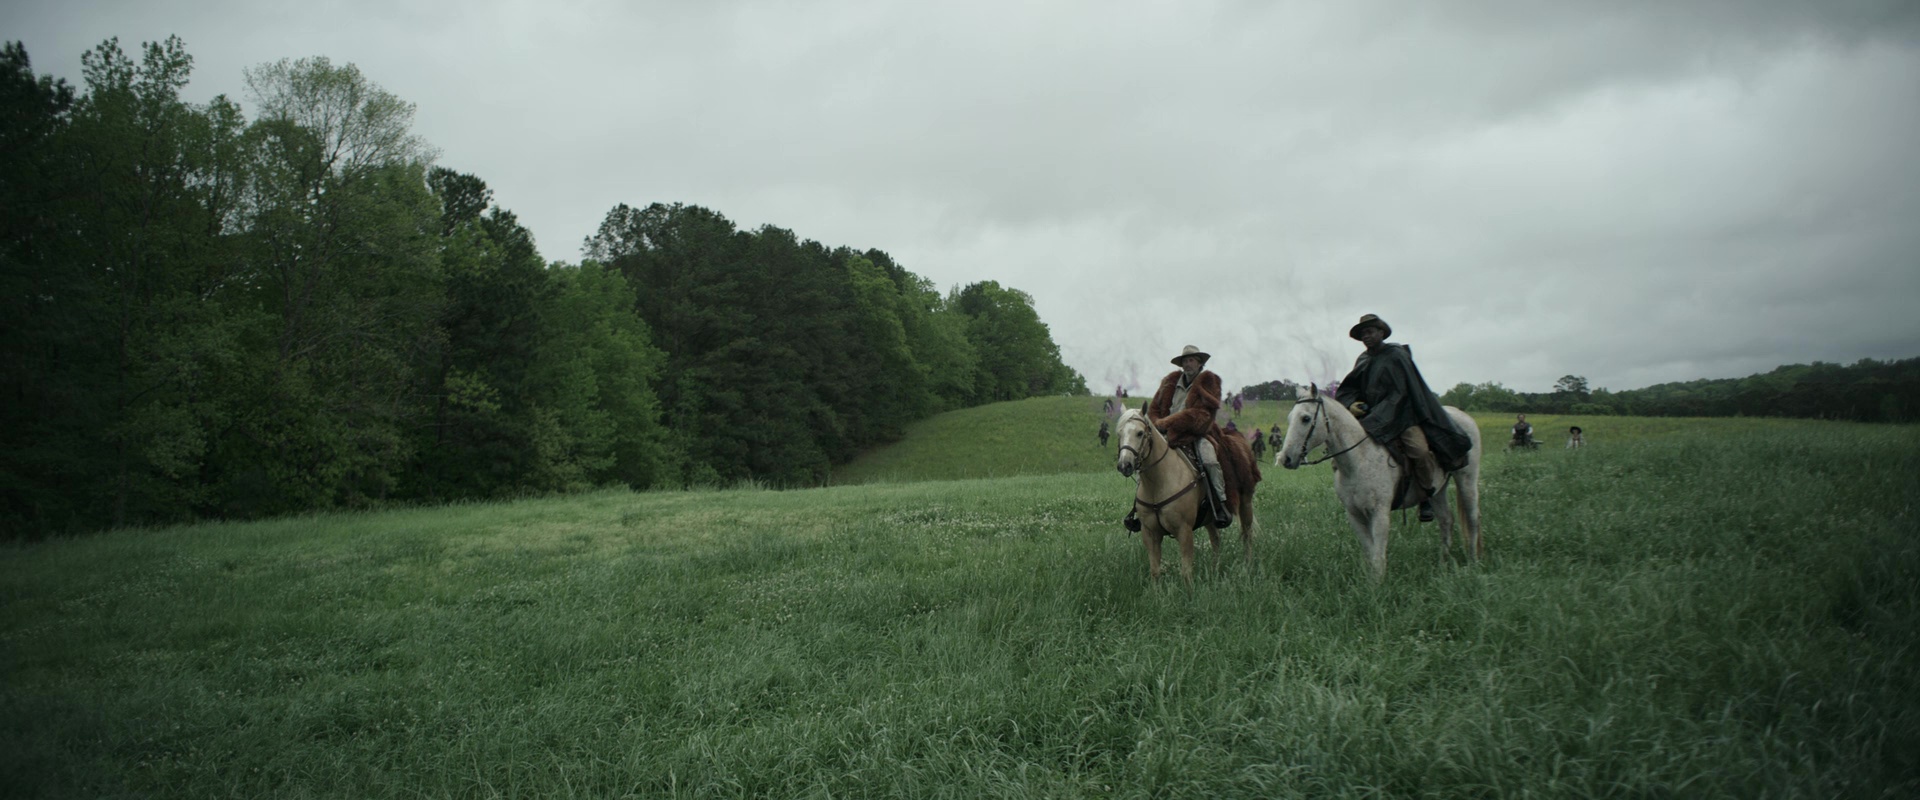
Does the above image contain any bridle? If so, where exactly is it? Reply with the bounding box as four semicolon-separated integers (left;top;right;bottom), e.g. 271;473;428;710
1290;397;1368;467
1115;413;1171;473
1118;415;1198;515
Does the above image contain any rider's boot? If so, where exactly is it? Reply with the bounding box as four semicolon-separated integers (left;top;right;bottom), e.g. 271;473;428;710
1203;463;1233;528
1416;456;1441;522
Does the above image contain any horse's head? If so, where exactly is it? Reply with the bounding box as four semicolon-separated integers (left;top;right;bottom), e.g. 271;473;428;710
1113;408;1158;479
1278;383;1337;470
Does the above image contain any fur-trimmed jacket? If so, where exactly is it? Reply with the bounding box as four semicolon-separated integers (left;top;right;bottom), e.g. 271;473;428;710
1147;370;1262;511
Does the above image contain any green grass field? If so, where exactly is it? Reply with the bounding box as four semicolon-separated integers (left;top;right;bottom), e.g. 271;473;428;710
4;399;1917;798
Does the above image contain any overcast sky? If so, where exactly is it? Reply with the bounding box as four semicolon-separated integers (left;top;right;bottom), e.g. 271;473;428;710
9;0;1919;395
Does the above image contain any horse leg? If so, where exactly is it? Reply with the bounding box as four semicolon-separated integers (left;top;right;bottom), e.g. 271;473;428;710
1345;506;1379;579
1144;529;1164;583
1205;521;1223;577
1238;497;1256;572
1458;471;1483;561
1177;523;1197;587
1369;511;1391;580
1348;504;1390;581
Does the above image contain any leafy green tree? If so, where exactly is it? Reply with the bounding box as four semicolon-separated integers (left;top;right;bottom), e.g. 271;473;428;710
952;281;1086;402
407;168;551;499
0;37;259;532
0;41;81;535
219;55;443;514
1239;379;1298;402
527;261;673;491
587;202;755;483
865;249;977;412
1553;375;1591;401
1441;381;1525;412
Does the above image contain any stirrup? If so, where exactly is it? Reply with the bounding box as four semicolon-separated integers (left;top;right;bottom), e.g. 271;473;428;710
1123;510;1142;532
1418;499;1435;522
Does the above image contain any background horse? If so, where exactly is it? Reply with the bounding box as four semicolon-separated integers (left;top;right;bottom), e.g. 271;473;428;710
1275;385;1482;579
1113;409;1256;585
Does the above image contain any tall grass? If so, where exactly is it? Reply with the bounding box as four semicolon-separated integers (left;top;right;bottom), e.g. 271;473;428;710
3;415;1916;797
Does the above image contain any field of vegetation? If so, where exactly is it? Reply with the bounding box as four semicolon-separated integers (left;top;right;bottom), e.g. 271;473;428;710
3;397;1916;798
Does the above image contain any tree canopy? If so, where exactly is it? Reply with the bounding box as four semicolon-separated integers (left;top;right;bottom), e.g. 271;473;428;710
0;38;1086;537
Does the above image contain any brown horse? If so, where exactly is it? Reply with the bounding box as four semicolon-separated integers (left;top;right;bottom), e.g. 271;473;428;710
1113;409;1258;585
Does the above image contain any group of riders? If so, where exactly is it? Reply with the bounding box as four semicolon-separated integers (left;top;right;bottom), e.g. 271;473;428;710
1108;313;1474;533
1507;413;1585;450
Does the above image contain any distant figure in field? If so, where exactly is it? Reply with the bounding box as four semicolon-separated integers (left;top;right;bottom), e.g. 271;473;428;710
1231;393;1244;417
1510;414;1538;450
1098;420;1110;448
1251;428;1266;461
1567;425;1584;449
1268;424;1282;452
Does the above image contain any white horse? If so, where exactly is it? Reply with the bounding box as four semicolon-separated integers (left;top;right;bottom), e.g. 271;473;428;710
1113;408;1254;585
1274;385;1482;579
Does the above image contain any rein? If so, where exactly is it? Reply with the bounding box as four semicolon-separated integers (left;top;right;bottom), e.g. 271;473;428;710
1293;397;1369;467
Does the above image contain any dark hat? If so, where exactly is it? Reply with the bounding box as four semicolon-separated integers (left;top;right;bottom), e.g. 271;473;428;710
1349;314;1392;340
1570;426;1582;434
1170;345;1211;366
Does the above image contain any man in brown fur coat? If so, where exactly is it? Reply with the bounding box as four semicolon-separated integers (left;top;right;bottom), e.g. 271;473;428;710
1125;344;1258;531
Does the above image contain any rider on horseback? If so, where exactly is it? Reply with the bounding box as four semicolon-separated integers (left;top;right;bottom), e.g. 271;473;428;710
1124;345;1235;531
1512;414;1537;448
1335;315;1473;522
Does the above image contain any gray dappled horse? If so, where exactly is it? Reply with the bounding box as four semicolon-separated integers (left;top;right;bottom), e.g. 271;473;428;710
1276;385;1483;579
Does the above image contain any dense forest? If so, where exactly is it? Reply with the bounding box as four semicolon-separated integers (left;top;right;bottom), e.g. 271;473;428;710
0;38;1084;538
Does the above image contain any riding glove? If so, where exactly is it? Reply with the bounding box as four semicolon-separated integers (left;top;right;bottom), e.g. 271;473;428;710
1348;401;1369;418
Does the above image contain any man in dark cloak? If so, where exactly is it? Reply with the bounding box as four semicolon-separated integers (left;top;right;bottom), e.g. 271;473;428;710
1334;314;1472;521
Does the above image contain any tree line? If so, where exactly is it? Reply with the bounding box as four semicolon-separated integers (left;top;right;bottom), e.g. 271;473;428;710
1439;360;1920;422
0;38;1084;538
1238;360;1918;424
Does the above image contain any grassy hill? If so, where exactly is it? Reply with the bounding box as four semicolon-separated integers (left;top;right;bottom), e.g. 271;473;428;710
3;411;1917;797
831;394;1306;486
830;392;1774;486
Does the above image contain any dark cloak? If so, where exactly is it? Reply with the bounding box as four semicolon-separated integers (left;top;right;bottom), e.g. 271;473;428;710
1335;343;1472;472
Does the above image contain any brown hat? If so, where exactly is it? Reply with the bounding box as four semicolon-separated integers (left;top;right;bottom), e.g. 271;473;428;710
1349;314;1392;340
1170;345;1211;366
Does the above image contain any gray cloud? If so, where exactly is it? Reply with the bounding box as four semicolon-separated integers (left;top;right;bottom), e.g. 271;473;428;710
7;0;1916;394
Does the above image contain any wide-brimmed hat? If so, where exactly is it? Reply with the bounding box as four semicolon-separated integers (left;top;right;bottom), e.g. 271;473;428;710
1170;345;1211;366
1349;314;1392;340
